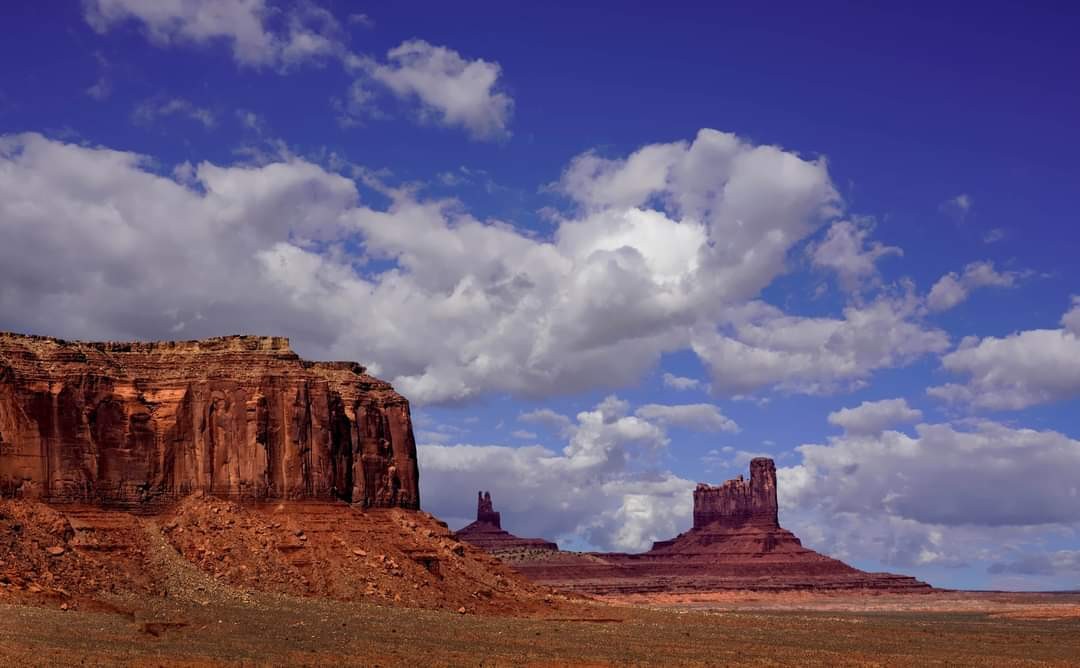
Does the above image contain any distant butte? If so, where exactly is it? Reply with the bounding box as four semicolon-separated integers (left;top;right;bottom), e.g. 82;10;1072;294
493;458;932;594
454;491;558;552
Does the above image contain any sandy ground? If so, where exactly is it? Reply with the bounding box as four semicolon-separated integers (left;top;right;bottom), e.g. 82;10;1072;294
601;589;1080;619
3;499;1079;665
1;589;1079;665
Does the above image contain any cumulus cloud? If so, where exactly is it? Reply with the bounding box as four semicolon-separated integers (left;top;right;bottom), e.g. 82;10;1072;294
633;403;738;433
519;408;574;434
691;289;949;397
927;261;1020;312
780;418;1080;571
133;97;216;128
662;373;701;391
809;219;901;292
418;396;693;551
0;132;358;344
331;80;380;127
784;420;1080;528
0;130;941;404
1062;296;1080;335
827;398;922;434
927;299;1080;410
367;40;513;140
989;550;1080;577
84;3;515;139
702;447;769;474
84;0;345;70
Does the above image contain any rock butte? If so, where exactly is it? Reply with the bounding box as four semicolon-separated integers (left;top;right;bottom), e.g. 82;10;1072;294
0;331;929;598
455;491;558;552
495;458;933;594
0;333;418;509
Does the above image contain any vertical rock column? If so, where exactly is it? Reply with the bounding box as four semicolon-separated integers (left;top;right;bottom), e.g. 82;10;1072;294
749;457;779;527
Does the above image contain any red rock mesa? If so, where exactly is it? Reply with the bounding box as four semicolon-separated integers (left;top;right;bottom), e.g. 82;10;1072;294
455;491;558;552
0;333;419;509
500;458;932;594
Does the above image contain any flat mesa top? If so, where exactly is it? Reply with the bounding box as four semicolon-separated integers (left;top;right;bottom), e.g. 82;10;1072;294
0;332;374;379
0;331;293;353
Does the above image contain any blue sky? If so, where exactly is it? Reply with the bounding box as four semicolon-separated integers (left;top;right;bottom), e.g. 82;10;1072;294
1;1;1078;590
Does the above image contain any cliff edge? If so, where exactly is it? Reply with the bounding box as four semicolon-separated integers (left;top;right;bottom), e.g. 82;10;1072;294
0;332;419;509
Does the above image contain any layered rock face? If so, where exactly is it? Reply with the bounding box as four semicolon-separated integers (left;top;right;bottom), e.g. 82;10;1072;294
0;333;419;509
506;458;931;594
692;457;778;529
455;492;558;552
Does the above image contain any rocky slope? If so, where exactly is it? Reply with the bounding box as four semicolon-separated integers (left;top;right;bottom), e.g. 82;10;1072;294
0;333;418;509
0;496;566;616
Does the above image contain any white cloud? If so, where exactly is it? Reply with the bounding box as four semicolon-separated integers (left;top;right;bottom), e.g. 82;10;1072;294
347;13;373;28
983;227;1006;244
1062;296;1080;336
556;142;688;211
519;408;573;434
84;2;514;140
0;132;358;344
634;403;738;433
928;302;1080;410
990;550;1080;577
0;130;938;405
662;373;701;391
927;261;1020;312
418;396;693;551
702;447;768;473
827;398;922;434
780;418;1080;571
692;288;949;396
84;0;346;70
368;40;513;140
415;429;452;444
332;80;380;127
785;419;1080;528
338;129;847;401
809;219;901;292
940;193;972;222
133;97;217;128
510;429;537;440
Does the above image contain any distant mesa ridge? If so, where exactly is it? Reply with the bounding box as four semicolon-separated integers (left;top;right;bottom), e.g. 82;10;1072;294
483;458;933;594
454;491;558;552
0;332;418;510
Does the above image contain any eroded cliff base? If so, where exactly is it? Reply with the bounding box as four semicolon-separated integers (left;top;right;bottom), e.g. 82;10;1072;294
0;496;568;617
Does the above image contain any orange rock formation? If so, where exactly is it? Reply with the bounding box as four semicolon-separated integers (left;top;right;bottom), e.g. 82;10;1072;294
0;333;418;509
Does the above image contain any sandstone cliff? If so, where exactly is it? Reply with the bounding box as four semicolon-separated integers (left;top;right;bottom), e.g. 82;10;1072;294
692;457;778;529
0;333;418;509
